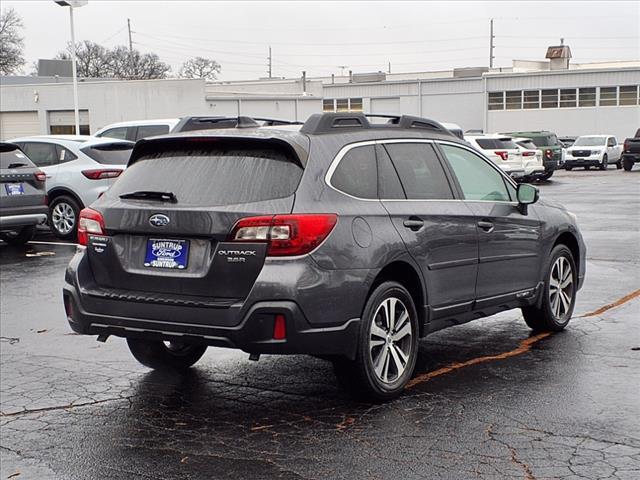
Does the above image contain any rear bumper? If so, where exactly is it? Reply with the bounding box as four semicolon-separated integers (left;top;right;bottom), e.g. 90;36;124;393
622;153;640;163
63;249;362;359
0;212;47;230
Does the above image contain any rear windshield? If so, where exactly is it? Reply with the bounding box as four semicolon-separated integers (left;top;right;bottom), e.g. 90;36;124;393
109;143;303;206
517;140;538;150
81;143;133;165
476;138;518;150
573;136;606;147
528;135;558;147
0;147;35;169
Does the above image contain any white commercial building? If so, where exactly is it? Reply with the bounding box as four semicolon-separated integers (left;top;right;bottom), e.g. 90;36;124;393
1;58;639;141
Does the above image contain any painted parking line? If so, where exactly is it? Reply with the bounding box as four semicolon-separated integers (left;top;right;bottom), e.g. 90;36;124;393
407;289;640;389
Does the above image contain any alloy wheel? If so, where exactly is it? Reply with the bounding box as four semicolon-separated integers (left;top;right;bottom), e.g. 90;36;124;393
369;297;413;384
549;256;574;320
51;202;76;235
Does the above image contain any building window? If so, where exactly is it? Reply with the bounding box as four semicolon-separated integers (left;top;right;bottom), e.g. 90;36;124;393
336;98;349;112
505;91;522;110
600;87;618;106
578;88;596;107
523;90;540;109
488;92;504;110
323;99;335;112
541;89;559;108
619;85;639;106
349;98;363;112
559;88;577;108
49;125;90;135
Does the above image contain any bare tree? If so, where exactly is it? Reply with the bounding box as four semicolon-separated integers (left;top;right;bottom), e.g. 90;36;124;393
55;41;171;80
179;56;221;80
0;8;25;75
56;40;112;78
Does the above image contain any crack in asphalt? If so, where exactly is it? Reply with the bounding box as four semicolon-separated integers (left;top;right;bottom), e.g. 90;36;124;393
0;396;132;417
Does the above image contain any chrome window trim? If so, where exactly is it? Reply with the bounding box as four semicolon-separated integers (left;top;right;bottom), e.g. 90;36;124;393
325;138;519;205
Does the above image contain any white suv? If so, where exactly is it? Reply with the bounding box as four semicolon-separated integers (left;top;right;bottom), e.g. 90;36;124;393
565;135;623;170
512;137;546;181
94;119;180;141
464;134;525;179
9;136;133;239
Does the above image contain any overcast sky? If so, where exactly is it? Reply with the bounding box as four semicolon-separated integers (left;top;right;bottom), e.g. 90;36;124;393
4;0;639;81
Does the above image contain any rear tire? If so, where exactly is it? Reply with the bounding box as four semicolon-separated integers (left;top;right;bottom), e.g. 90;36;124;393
127;338;207;370
0;225;35;245
49;195;81;240
623;158;634;171
599;154;608;170
522;245;577;332
333;281;419;401
565;166;573;171
616;160;622;170
540;171;553;180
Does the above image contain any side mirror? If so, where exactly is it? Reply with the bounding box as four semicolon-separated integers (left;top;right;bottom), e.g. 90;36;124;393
517;183;539;214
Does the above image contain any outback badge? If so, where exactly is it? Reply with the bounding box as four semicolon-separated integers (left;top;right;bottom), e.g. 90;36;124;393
149;214;170;227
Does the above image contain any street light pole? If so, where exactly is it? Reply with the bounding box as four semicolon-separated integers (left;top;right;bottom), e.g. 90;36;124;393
54;1;87;135
69;6;80;135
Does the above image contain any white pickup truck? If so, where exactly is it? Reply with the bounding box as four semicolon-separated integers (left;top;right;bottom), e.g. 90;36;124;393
565;135;623;170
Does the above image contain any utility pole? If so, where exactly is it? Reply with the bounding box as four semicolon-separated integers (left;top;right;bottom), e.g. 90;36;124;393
127;18;133;52
489;18;495;69
268;46;272;78
388;61;391;74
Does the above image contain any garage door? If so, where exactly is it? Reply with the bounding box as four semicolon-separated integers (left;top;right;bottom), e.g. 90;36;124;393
0;111;40;140
370;97;400;115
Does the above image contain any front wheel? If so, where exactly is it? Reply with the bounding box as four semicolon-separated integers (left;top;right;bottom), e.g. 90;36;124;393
522;245;577;332
0;225;36;245
127;338;207;370
599;154;608;171
333;281;419;401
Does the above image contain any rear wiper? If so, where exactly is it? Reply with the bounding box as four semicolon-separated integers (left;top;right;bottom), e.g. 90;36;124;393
119;190;177;202
7;163;28;169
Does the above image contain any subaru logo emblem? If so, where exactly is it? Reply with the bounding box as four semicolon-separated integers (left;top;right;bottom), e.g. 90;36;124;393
149;214;170;227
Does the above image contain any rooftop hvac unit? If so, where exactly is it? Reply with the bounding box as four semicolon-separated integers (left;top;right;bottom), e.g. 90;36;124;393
352;72;387;83
453;67;489;78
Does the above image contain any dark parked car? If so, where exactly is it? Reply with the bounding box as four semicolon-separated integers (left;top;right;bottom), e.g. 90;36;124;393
503;131;563;180
0;143;48;245
63;113;586;400
622;128;640;171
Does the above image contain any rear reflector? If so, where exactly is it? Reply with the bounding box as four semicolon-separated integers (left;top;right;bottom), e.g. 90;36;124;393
229;214;337;256
273;314;286;340
77;208;106;246
82;169;122;180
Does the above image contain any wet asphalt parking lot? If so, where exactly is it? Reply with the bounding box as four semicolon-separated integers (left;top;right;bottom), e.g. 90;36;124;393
1;168;639;480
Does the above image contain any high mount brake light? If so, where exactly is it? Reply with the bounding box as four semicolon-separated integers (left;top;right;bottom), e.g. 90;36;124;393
82;169;122;180
229;214;338;256
77;208;106;246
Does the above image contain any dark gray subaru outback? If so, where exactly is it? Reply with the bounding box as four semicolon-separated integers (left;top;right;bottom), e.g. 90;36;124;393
63;113;585;400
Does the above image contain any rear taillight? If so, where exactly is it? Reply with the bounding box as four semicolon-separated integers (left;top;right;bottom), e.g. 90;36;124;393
545;149;553;160
77;208;106;246
522;151;536;157
495;151;509;160
81;169;122;180
229;214;337;256
273;314;286;340
34;171;46;182
624;140;630;152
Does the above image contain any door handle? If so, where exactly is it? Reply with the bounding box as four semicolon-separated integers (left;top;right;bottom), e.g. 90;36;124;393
403;217;424;231
477;220;494;232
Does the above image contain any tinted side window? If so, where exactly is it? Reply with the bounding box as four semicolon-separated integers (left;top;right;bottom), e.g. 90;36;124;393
331;145;377;199
21;142;58;167
384;143;453;200
440;145;511;202
56;145;78;163
376;145;405;199
136;125;170;140
98;127;128;140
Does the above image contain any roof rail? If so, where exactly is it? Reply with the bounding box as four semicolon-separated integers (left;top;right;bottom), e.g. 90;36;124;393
252;117;304;126
172;116;261;133
300;113;451;136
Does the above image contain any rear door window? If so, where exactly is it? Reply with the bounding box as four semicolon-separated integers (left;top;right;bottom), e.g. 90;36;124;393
135;125;170;140
331;145;377;199
56;145;78;163
21;142;58;167
81;143;133;165
98;127;128;140
109;142;303;206
383;143;453;200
